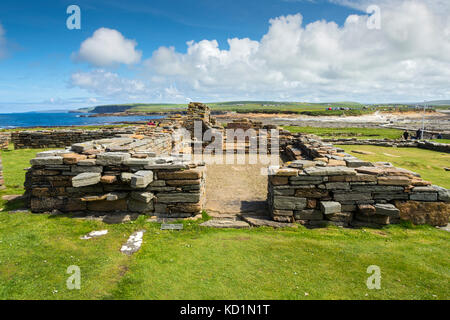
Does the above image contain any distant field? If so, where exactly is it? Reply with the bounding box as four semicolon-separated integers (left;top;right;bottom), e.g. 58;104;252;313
98;101;373;116
282;126;404;140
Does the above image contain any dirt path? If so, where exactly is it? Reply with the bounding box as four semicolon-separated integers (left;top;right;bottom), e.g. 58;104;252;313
204;155;269;217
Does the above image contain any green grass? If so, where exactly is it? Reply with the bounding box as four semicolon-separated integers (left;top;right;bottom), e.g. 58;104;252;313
283;126;404;140
340;145;450;188
430;139;450;144
0;147;449;300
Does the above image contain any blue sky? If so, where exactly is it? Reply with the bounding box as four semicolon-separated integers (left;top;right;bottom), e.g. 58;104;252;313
0;0;449;112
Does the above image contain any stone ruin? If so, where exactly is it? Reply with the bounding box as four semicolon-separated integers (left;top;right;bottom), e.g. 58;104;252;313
22;102;450;228
270;134;450;227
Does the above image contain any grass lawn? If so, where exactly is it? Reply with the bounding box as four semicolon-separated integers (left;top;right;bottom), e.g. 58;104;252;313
339;145;450;188
282;126;404;140
0;147;449;300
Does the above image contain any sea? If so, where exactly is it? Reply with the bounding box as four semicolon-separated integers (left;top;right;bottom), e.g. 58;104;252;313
0;113;165;129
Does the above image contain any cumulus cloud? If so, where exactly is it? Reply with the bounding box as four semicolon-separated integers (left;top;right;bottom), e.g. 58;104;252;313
73;28;142;67
141;0;450;102
69;69;187;101
72;1;450;102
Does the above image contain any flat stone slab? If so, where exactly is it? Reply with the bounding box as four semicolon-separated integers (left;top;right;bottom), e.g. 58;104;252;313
72;172;101;187
80;230;108;240
120;230;146;255
240;215;296;228
200;219;250;228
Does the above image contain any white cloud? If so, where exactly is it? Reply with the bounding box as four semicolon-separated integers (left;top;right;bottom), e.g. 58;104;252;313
69;69;187;101
140;1;450;102
73;28;142;67
71;1;450;102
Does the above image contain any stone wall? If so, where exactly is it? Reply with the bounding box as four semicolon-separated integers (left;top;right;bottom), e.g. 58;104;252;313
0;132;11;149
25;136;205;218
0;154;4;190
11;128;136;149
324;138;450;153
268;134;450;228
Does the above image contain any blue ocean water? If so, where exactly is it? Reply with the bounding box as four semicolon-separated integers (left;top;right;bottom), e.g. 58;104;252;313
0;113;165;129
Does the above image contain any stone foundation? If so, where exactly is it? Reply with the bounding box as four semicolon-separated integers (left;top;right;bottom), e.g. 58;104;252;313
268;134;450;227
11;127;136;149
325;138;450;153
0;132;10;150
25;135;205;218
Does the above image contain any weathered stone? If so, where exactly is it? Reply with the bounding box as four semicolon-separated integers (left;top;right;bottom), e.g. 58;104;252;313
71;165;103;174
156;192;200;203
328;174;377;183
306;199;317;209
327;212;353;223
100;175;117;184
320;201;341;215
394;201;450;226
72;172;101;187
131;170;154;188
30;156;63;166
273;196;307;210
294;188;329;198
272;209;294;216
120;172;133;183
128;199;154;213
121;230;145;255
304;166;356;176
409;192;438;202
241;215;296;228
169;203;202;213
123;158;153;166
166;179;201;186
432;185;450;202
96;152;131;165
373;192;408;200
269;176;289;185
63;153;87;164
378;176;412;186
354;213;390;225
325;182;350;190
357;204;376;216
131;191;155;203
334;192;372;202
287;160;315;169
374;203;400;217
294;209;323;220
273;188;295;196
345;159;373;168
77;159;97;166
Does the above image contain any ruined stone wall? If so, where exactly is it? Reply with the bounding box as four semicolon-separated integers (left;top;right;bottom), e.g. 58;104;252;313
268;134;450;228
25;136;205;218
325;138;450;153
0;132;11;150
0;154;4;190
11;128;136;149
